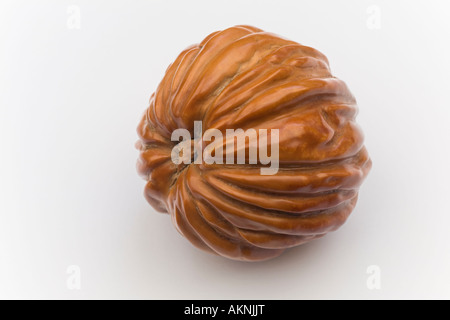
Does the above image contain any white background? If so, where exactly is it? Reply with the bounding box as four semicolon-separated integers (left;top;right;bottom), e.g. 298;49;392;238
1;0;450;299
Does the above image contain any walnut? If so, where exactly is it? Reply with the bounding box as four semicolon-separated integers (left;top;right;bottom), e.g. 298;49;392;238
136;25;371;261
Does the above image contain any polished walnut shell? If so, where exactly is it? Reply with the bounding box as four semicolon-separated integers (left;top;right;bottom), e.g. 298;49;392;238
136;25;371;261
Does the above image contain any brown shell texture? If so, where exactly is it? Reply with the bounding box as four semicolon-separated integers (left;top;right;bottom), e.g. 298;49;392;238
136;25;371;261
